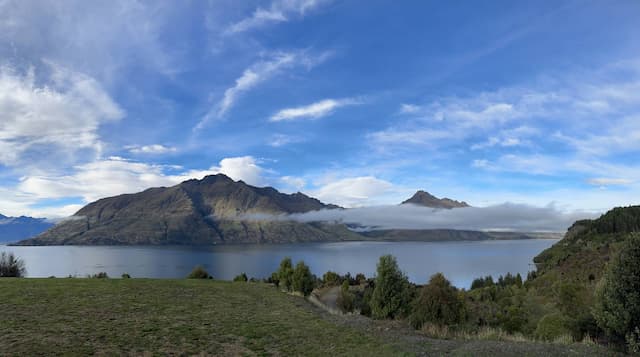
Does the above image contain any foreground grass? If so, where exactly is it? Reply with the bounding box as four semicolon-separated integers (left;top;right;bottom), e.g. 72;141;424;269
0;278;398;356
0;279;618;356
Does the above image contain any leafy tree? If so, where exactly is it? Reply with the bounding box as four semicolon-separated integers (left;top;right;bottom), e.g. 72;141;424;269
535;313;572;341
233;272;248;282
121;273;131;279
187;265;212;279
410;273;466;329
370;255;411;319
593;234;640;348
355;273;367;284
276;257;294;291
292;261;315;296
0;252;26;277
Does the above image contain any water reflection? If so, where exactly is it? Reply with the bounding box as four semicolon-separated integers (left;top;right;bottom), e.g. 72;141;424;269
1;239;557;288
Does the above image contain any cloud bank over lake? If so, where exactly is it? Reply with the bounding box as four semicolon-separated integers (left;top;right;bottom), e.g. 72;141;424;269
240;203;597;232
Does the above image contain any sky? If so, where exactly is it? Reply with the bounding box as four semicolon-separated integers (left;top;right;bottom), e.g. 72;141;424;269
1;0;640;219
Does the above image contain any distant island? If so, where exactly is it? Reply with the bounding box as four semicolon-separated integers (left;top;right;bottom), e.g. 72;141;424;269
15;174;555;246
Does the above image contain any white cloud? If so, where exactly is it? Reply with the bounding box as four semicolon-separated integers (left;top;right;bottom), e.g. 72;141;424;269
310;176;395;207
241;203;596;232
11;156;268;217
270;97;360;122
268;134;304;147
196;51;330;129
226;0;331;34
212;156;265;186
399;103;421;114
587;178;633;186
127;144;177;154
0;64;124;167
280;175;307;192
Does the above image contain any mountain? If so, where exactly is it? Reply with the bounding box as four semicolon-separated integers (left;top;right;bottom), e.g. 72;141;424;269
16;174;360;245
401;190;469;209
0;214;53;243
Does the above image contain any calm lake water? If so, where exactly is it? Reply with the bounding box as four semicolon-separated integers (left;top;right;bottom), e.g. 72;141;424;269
1;239;558;288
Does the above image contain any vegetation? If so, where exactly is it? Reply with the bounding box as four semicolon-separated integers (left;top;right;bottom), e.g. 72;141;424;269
337;279;355;313
121;273;131;279
370;254;412;319
593;234;640;352
233;272;248;282
0;252;26;277
410;273;466;329
275;257;294;291
187;265;212;279
292;261;315;296
89;272;109;279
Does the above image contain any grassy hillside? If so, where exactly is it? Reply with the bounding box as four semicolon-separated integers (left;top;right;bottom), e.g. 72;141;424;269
0;279;613;356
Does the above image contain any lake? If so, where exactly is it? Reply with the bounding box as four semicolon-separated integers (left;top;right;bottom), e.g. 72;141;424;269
0;239;558;288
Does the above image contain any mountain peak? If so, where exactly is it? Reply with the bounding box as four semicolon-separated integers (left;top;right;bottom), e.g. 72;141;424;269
401;190;469;209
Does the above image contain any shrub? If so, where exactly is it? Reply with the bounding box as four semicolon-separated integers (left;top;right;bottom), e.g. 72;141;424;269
121;273;131;279
233;273;248;282
370;255;411;319
355;273;367;284
337;280;355;313
322;271;342;286
0;252;26;277
594;234;640;349
535;313;572;341
187;265;212;279
292;261;315;296
276;257;294;291
410;273;466;329
90;272;109;279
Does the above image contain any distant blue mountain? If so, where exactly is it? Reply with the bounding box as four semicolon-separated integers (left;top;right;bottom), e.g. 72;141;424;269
0;214;53;244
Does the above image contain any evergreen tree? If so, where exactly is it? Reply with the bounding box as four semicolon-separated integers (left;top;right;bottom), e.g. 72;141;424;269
370;255;411;319
410;273;466;329
276;257;294;291
0;252;26;277
292;261;315;296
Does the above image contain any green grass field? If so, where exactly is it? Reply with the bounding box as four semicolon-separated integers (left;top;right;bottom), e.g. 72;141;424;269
0;279;617;356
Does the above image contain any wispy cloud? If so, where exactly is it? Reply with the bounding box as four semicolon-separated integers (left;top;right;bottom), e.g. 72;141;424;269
268;134;304;147
270;97;361;122
587;178;633;186
195;50;331;130
0;63;123;168
226;0;331;34
127;144;177;154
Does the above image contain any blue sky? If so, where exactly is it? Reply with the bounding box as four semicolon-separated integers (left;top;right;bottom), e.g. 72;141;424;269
1;0;639;218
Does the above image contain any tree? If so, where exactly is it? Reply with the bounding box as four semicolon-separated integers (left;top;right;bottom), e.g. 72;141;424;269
276;257;294;291
322;271;341;287
0;252;26;277
292;261;315;296
593;234;640;349
410;273;466;329
370;255;411;319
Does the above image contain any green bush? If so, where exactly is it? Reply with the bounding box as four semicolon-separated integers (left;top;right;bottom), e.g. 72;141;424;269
121;273;131;279
89;272;109;279
187;266;212;279
370;255;411;319
593;234;640;348
535;313;572;341
410;273;466;329
337;280;355;313
322;271;342;286
276;257;294;291
0;252;26;277
233;273;248;282
292;261;315;296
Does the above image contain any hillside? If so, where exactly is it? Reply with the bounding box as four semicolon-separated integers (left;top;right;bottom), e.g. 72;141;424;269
0;279;613;356
17;174;360;245
0;214;53;243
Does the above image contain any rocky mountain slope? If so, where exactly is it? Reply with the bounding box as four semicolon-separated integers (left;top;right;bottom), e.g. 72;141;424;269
17;174;359;245
401;190;470;208
0;214;53;243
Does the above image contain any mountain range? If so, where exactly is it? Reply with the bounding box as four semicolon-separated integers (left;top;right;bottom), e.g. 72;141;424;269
16;174;540;246
0;214;53;244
